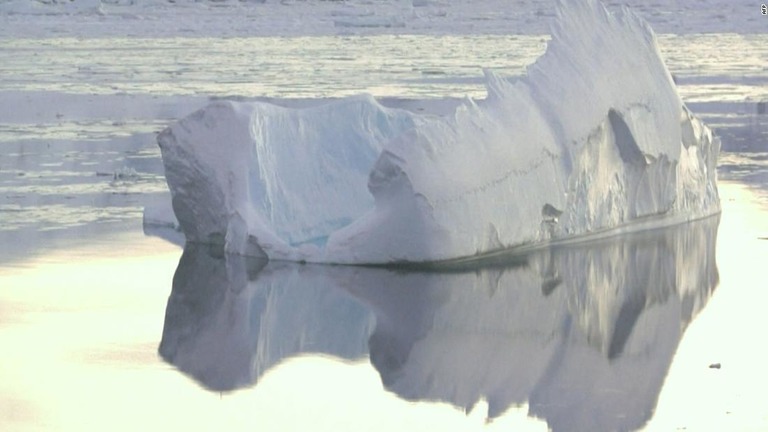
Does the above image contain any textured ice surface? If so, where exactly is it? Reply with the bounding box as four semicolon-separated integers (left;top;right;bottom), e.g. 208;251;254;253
1;0;762;37
157;0;720;264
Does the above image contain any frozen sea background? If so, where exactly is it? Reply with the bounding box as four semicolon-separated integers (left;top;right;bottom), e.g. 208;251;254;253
1;1;768;431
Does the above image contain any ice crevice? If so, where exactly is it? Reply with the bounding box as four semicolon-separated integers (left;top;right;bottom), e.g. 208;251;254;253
151;0;720;264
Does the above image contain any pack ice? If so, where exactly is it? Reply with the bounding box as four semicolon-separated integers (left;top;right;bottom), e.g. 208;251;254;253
155;0;720;264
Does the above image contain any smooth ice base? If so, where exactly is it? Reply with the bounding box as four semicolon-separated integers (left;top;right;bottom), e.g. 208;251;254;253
153;0;720;264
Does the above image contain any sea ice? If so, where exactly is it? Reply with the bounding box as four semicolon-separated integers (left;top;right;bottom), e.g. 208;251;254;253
155;0;720;264
1;0;760;37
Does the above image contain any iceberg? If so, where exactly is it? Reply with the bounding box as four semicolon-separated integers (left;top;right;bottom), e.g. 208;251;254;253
156;0;720;264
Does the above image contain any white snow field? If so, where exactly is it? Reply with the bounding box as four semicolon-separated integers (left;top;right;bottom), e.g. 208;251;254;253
157;0;721;264
0;0;762;37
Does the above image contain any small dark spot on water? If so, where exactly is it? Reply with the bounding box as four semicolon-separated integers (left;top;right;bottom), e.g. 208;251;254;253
709;363;721;369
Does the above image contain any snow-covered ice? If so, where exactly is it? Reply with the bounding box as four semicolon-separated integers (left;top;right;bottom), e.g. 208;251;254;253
0;0;762;37
156;0;721;264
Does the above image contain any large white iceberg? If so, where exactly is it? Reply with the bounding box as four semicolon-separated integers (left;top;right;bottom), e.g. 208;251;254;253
156;0;720;264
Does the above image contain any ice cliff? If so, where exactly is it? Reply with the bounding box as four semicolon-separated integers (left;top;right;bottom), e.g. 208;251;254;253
156;0;720;264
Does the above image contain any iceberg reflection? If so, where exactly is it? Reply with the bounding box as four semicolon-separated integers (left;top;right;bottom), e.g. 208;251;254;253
158;248;374;391
160;215;719;431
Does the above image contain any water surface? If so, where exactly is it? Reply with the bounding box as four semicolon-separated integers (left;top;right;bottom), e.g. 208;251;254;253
1;181;767;431
1;33;767;431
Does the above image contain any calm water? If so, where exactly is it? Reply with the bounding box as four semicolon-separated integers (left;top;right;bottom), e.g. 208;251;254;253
1;181;767;431
1;34;768;431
